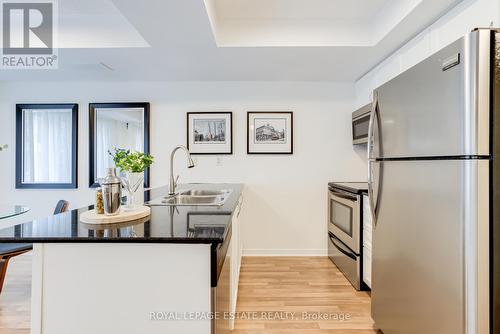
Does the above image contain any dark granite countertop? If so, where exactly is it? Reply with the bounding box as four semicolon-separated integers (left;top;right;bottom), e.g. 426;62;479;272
0;183;244;245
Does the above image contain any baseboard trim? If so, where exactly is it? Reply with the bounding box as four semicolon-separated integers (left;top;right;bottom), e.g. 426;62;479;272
242;249;327;256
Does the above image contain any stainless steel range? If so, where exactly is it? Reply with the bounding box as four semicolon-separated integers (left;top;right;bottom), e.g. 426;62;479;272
327;182;367;291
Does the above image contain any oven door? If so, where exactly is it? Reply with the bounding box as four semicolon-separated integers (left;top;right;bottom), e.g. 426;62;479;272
328;188;360;254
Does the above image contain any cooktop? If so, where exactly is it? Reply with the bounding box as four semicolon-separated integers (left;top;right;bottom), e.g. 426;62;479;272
328;182;368;194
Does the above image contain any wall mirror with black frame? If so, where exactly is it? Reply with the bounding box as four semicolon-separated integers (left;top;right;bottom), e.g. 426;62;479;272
89;102;150;188
16;104;78;189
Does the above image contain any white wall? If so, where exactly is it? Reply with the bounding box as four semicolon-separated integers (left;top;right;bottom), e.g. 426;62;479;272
355;0;500;108
0;81;366;255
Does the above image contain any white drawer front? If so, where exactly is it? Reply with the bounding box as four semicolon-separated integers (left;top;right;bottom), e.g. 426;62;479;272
362;195;372;288
363;227;372;247
363;245;372;288
362;194;372;230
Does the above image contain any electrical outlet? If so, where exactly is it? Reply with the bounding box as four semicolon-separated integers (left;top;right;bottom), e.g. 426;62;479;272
216;157;223;166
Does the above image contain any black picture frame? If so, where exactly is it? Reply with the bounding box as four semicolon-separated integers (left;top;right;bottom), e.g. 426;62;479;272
16;103;79;189
247;111;294;154
186;112;233;155
89;102;150;188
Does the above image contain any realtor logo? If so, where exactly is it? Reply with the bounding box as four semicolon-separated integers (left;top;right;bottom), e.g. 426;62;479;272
1;0;58;69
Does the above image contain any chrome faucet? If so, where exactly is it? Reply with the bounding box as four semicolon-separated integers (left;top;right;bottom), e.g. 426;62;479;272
169;145;195;195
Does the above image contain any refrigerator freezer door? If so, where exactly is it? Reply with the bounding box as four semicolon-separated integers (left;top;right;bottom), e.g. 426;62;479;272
371;159;489;334
373;30;490;159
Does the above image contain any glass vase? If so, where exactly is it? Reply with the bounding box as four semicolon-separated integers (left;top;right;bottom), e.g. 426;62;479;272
121;172;144;210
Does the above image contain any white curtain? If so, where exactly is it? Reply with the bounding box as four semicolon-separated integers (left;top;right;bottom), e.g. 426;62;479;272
96;116;143;179
23;109;72;183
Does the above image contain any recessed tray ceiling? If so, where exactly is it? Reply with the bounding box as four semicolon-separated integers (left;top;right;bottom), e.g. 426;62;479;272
204;0;454;47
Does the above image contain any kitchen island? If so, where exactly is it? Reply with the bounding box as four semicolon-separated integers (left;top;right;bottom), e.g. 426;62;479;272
0;183;244;334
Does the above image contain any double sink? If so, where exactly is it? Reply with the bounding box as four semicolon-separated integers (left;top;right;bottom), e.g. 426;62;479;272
148;189;232;206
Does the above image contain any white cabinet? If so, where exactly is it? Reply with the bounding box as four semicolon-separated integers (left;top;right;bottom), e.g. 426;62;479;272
31;243;213;334
229;194;243;330
362;194;373;288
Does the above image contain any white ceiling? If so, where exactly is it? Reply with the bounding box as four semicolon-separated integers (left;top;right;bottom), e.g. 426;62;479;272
16;0;149;48
0;0;464;82
214;0;391;20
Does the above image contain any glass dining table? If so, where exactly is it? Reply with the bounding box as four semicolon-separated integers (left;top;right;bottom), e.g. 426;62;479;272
0;205;30;220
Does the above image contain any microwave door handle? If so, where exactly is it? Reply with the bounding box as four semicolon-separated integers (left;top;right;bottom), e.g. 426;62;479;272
329;234;357;260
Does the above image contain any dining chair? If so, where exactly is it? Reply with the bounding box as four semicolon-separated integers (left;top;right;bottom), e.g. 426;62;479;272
0;200;69;294
53;200;69;215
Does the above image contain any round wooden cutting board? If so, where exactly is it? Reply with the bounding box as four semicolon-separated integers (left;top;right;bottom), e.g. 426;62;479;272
80;206;151;224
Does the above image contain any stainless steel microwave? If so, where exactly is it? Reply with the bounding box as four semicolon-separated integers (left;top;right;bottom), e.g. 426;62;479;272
352;104;371;145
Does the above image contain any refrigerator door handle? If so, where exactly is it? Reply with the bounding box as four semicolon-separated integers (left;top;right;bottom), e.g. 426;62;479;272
367;91;378;161
329;233;357;260
368;161;376;225
368;91;380;225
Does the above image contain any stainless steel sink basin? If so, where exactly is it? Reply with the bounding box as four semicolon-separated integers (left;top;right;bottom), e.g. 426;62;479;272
162;195;221;205
179;189;230;196
147;189;233;206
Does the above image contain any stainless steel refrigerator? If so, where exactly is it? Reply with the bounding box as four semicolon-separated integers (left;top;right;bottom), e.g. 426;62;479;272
368;28;500;334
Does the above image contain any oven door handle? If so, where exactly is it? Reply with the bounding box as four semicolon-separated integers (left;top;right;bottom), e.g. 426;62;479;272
329;234;356;260
328;189;358;202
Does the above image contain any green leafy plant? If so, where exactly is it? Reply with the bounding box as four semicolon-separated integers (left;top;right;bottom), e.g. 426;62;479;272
109;148;154;173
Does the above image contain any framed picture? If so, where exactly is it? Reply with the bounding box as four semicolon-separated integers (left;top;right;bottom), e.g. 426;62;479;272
247;111;293;154
187;112;233;155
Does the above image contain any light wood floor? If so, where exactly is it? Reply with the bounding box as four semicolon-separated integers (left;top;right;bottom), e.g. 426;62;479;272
0;254;376;333
233;257;377;334
0;252;31;334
